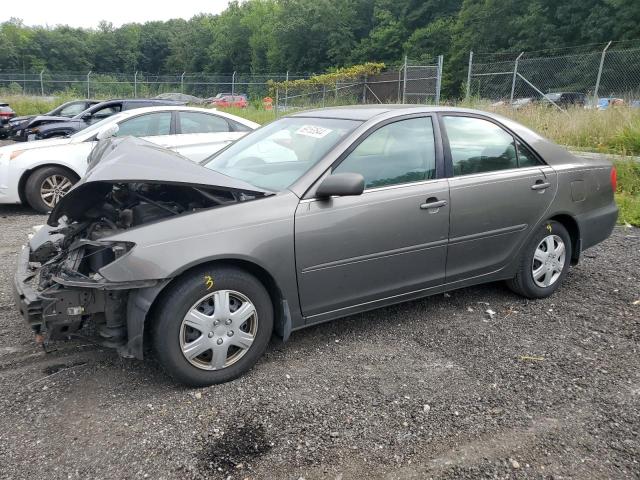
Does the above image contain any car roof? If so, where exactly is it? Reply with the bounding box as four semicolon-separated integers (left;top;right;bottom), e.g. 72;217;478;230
72;105;260;136
290;105;523;121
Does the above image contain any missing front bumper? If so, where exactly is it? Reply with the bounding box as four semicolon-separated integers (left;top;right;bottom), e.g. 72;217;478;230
13;246;154;347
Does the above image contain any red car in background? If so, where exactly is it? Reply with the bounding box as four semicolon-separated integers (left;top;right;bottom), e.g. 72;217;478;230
209;93;248;108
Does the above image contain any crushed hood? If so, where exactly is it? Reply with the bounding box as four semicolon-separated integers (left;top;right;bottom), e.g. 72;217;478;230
48;136;270;225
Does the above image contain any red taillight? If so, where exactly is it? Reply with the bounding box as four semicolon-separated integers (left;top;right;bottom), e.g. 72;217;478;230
0;112;13;117
610;167;617;191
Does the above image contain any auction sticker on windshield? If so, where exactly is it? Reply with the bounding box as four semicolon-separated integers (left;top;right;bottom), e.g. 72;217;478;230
295;125;333;138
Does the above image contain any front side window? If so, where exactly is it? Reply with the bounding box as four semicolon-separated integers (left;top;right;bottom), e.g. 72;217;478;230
333;117;436;189
204;117;361;191
443;116;517;176
115;112;172;137
179;112;230;134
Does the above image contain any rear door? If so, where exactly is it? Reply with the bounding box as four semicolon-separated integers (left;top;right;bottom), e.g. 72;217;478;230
440;113;557;283
170;111;245;162
295;115;449;318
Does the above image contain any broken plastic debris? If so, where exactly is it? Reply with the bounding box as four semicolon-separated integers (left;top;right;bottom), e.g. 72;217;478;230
485;309;496;318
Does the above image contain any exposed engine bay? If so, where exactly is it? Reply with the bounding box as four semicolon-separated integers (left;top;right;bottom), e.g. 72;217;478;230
17;180;263;351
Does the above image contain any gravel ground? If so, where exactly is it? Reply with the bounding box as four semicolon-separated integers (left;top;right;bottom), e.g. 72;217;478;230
0;205;639;479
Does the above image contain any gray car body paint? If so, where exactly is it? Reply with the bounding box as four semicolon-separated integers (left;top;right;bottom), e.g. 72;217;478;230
20;106;618;358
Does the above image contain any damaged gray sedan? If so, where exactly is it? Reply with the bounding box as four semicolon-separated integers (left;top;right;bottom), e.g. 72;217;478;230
14;106;618;386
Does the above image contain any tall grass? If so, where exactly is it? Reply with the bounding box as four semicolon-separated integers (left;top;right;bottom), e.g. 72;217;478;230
463;100;640;156
613;159;640;226
2;94;78;116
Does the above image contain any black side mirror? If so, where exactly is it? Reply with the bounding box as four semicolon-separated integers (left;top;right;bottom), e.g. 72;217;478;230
316;172;365;198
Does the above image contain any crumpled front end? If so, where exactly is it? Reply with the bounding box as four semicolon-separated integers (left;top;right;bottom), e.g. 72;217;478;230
12;137;270;356
13;222;159;351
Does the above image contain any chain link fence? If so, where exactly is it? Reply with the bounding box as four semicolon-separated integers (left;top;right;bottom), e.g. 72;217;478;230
0;56;444;109
466;42;640;109
276;56;443;114
0;70;307;102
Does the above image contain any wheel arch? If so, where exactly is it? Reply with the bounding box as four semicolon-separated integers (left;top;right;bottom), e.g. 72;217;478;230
18;163;82;204
127;257;292;360
548;213;581;264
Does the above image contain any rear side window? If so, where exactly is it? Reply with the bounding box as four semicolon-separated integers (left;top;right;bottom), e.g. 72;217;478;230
179;112;230;134
443;116;517;175
334;117;436;189
516;141;541;167
58;103;86;117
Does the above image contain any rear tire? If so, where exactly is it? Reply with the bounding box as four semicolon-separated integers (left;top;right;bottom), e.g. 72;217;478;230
507;220;572;299
24;166;78;214
152;266;273;387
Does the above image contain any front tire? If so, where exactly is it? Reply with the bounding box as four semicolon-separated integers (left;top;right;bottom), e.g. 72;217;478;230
152;266;274;387
507;220;572;299
24;166;78;214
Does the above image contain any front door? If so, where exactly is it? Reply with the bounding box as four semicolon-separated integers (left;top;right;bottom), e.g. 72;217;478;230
295;116;450;318
440;114;557;283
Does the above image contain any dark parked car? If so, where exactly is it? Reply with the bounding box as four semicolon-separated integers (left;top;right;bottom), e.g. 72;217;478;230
0;103;17;138
7;100;100;142
27;99;187;141
13;106;618;386
543;92;587;107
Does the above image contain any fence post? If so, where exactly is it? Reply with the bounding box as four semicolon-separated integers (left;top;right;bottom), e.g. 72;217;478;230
322;85;326;107
435;55;444;106
402;55;408;103
134;71;138;97
180;72;186;93
594;41;612;101
39;70;44;96
275;87;279;118
510;52;524;105
231;71;236;95
362;73;368;104
465;50;473;101
284;71;289;111
87;70;92;99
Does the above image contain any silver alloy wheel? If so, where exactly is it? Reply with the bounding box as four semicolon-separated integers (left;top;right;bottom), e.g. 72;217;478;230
40;174;74;208
179;290;258;371
531;234;566;288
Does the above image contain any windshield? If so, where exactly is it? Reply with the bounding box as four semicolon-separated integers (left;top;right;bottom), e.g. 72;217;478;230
202;117;361;191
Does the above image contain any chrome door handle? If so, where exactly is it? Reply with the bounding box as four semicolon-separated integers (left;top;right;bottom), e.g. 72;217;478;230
531;182;551;190
420;199;447;210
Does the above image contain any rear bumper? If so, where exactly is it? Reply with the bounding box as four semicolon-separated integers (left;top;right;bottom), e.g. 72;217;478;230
576;201;619;251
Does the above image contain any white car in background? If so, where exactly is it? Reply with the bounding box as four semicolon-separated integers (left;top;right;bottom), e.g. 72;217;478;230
0;106;259;212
